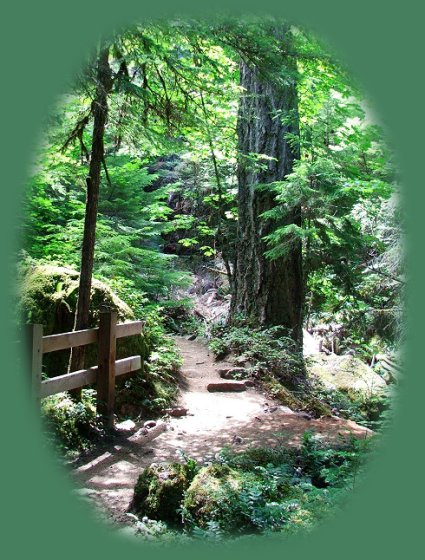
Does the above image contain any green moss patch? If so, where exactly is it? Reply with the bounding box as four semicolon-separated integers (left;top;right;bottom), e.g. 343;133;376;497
182;464;248;532
18;263;148;376
130;462;197;525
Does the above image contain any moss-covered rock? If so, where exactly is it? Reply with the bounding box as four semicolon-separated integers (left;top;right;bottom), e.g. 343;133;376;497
307;354;386;396
130;462;196;524
18;264;149;376
182;464;246;531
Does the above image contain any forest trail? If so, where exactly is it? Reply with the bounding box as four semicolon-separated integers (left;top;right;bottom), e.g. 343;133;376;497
71;336;371;527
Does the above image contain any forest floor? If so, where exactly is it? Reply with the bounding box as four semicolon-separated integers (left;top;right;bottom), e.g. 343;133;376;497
70;336;372;528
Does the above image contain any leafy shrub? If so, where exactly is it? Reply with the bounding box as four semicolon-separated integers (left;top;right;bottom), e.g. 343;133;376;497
157;299;199;334
41;389;104;456
116;313;182;416
209;325;305;385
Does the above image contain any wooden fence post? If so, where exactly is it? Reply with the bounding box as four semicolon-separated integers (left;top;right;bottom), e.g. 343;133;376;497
97;309;117;428
27;324;43;399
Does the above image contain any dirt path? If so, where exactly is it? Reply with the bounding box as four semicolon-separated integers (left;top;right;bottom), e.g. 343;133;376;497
71;336;371;526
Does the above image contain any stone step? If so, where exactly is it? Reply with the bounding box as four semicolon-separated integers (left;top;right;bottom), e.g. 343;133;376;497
207;381;247;392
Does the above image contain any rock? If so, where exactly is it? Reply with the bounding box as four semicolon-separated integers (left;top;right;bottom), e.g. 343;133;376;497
129;462;197;524
164;407;188;417
115;420;136;432
303;329;321;356
232;355;248;366
244;380;254;388
18;263;148;377
143;420;157;429
307;354;386;395
297;412;312;420
218;367;248;380
127;421;167;443
73;488;99;497
187;334;197;341
182;464;245;532
207;382;247;392
280;406;296;414
143;448;154;455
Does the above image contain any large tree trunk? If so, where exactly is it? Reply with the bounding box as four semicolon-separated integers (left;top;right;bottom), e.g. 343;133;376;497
69;47;112;384
230;33;303;345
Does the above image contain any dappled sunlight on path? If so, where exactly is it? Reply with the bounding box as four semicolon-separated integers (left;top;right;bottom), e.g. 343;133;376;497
71;336;371;526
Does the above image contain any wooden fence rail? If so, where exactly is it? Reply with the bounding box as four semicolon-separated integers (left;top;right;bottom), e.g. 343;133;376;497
27;309;144;428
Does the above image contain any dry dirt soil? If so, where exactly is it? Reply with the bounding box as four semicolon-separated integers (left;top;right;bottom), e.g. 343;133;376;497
70;336;371;526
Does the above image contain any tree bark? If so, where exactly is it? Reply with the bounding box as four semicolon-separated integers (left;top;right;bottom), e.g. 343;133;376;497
69;46;113;388
230;30;303;345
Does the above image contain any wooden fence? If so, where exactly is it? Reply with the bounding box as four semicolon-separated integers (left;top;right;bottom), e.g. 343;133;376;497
27;309;144;427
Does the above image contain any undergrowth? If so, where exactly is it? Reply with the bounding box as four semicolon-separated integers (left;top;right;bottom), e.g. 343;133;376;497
208;325;329;416
115;309;182;416
127;431;374;542
207;324;391;426
41;308;182;458
41;389;104;457
208;324;305;386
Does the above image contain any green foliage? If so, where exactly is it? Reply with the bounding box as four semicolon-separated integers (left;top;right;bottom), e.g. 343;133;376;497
22;19;401;356
204;435;372;536
156;298;198;334
209;324;305;383
258;36;401;350
41;389;103;456
309;379;392;430
21;19;399;485
130;434;373;539
116;309;182;415
208;325;335;417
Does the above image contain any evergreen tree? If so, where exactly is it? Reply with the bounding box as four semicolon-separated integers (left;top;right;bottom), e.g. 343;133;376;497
230;25;303;344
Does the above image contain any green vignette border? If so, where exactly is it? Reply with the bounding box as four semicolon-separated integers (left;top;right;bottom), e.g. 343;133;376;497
1;1;423;559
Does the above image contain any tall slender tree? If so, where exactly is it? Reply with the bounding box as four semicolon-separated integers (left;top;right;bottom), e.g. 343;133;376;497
230;27;303;345
68;46;113;384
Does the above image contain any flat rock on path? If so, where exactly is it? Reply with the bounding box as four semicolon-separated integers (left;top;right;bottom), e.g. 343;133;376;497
207;381;247;392
71;335;372;526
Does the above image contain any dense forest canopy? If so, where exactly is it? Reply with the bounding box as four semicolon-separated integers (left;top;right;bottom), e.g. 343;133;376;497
22;18;402;355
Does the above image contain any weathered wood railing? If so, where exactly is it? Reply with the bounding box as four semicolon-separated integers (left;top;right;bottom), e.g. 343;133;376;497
27;309;144;427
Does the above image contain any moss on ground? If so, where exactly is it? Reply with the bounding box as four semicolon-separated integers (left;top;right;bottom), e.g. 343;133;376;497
20;264;180;451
